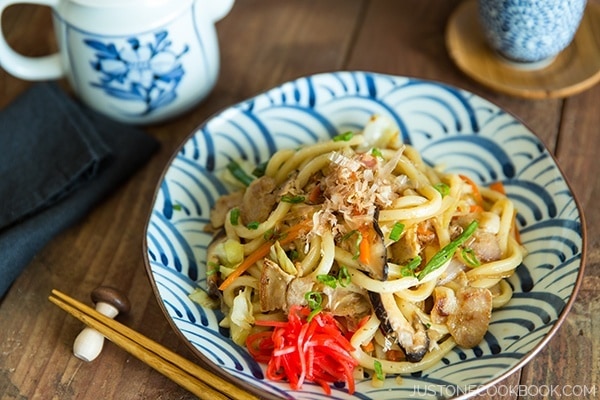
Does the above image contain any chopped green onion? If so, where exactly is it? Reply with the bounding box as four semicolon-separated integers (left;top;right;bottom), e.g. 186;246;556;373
206;262;220;275
246;221;260;230
389;222;405;241
371;148;383;158
333;131;354;142
400;256;422;277
400;268;414;278
434;182;450;197
374;360;384;381
338;266;351;287
308;307;322;321
305;291;323;309
317;274;337;289
462;247;481;267
317;266;352;289
342;229;362;260
263;228;275;241
252;161;268;177
352;232;363;260
406;256;422;270
230;208;240;225
172;203;182;211
226;160;255;186
304;291;323;321
281;195;305;204
417;221;478;280
342;229;358;241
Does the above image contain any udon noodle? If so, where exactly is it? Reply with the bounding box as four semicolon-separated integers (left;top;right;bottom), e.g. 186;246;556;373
200;114;525;384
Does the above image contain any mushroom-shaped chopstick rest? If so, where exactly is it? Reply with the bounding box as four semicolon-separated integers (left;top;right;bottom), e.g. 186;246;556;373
73;286;131;362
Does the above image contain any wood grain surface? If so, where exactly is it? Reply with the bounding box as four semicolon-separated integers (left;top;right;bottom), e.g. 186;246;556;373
0;1;598;399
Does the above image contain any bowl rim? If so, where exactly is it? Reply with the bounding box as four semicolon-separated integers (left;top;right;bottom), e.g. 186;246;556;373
142;70;588;400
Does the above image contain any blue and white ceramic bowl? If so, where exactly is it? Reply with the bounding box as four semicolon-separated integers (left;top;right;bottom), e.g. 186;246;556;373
144;71;586;399
478;0;587;65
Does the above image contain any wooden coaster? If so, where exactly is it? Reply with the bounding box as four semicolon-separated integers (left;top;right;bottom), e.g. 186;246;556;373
446;0;600;99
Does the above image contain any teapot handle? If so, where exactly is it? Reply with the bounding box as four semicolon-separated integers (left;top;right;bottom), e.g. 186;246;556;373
202;0;235;22
0;0;64;80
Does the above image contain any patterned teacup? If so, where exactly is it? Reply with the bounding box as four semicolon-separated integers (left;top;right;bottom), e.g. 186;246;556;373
0;0;234;124
478;0;587;69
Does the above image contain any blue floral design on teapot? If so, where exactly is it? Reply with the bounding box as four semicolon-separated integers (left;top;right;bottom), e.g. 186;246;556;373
84;31;188;115
0;0;235;124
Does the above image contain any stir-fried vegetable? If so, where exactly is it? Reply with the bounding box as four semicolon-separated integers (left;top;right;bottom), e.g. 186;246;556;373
357;225;372;265
229;287;254;344
218;220;311;291
333;131;355;142
247;306;359;395
317;266;351;289
434;182;450;197
229;207;241;225
388;222;405;241
400;256;422;277
227;159;255;186
459;174;484;213
417;220;479;280
489;181;505;194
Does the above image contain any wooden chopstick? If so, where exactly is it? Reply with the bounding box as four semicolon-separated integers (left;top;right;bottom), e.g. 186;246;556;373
49;289;259;400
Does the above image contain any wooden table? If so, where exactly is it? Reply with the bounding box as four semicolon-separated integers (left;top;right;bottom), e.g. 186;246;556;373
1;1;597;399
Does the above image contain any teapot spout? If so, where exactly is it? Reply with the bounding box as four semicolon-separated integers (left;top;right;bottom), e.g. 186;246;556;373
201;0;235;22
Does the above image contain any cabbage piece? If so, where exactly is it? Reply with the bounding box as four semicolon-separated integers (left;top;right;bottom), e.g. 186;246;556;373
213;238;244;268
361;114;402;150
229;287;255;345
270;241;297;275
189;288;220;309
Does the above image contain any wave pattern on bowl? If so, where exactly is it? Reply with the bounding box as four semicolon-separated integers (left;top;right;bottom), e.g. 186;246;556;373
145;71;584;399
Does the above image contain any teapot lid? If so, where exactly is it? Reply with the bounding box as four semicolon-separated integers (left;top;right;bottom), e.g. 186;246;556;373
71;0;189;7
58;0;193;34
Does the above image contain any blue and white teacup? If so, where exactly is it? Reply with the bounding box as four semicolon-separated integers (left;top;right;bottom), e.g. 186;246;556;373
0;0;234;124
478;0;587;68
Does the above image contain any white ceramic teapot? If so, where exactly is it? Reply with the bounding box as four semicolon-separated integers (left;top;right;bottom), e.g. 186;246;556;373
0;0;234;124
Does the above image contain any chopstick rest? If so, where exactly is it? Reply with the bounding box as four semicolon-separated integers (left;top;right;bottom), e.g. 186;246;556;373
73;286;131;362
49;289;257;400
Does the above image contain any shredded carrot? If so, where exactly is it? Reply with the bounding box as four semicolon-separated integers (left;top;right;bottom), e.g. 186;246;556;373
416;221;436;238
358;225;372;265
386;350;405;361
218;220;311;291
489;181;506;194
459;174;484;206
469;204;484;213
361;341;375;353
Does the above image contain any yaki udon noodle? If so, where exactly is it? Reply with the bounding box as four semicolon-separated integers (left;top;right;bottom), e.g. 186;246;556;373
197;115;525;392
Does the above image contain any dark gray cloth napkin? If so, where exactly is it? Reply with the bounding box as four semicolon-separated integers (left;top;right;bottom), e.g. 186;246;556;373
0;83;159;298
